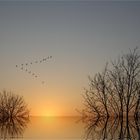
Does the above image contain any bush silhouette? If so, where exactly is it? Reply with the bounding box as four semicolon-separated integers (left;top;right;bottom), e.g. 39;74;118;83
0;90;29;122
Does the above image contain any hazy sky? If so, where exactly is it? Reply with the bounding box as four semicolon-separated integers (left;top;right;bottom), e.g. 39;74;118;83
0;0;140;116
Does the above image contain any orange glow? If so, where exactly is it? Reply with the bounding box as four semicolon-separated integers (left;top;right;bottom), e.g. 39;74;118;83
41;108;58;117
26;87;81;117
30;102;65;117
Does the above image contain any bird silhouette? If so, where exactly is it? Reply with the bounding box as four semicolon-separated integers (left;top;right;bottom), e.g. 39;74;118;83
15;55;52;85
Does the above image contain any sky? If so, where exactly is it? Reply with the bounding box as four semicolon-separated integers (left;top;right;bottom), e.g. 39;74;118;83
0;0;140;116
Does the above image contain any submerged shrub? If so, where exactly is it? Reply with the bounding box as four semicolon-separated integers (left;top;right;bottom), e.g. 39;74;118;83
0;90;29;122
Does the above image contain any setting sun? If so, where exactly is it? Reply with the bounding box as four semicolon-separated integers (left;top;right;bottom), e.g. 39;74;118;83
33;103;65;117
41;108;58;117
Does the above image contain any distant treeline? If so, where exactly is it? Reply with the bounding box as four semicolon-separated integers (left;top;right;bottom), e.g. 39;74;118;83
83;47;140;120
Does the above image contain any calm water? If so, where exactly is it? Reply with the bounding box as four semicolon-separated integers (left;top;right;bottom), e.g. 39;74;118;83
24;117;84;140
1;116;140;140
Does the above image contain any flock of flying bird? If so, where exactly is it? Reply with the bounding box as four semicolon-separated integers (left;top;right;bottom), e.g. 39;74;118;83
16;56;52;85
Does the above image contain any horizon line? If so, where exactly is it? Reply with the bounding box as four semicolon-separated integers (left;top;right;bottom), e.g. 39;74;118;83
29;115;81;117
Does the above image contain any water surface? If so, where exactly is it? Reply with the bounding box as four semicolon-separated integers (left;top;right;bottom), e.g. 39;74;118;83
1;116;140;140
24;116;84;140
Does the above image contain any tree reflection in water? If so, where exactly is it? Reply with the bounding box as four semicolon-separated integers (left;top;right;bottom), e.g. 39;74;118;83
83;117;140;140
0;116;29;139
0;91;30;139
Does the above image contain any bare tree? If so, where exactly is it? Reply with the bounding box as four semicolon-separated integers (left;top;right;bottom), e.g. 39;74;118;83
84;65;110;118
108;58;126;118
121;48;140;120
0;90;29;122
83;47;140;119
92;65;109;117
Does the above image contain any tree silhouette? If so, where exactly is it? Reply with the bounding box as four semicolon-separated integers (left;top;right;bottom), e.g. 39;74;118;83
0;90;29;122
83;47;140;119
